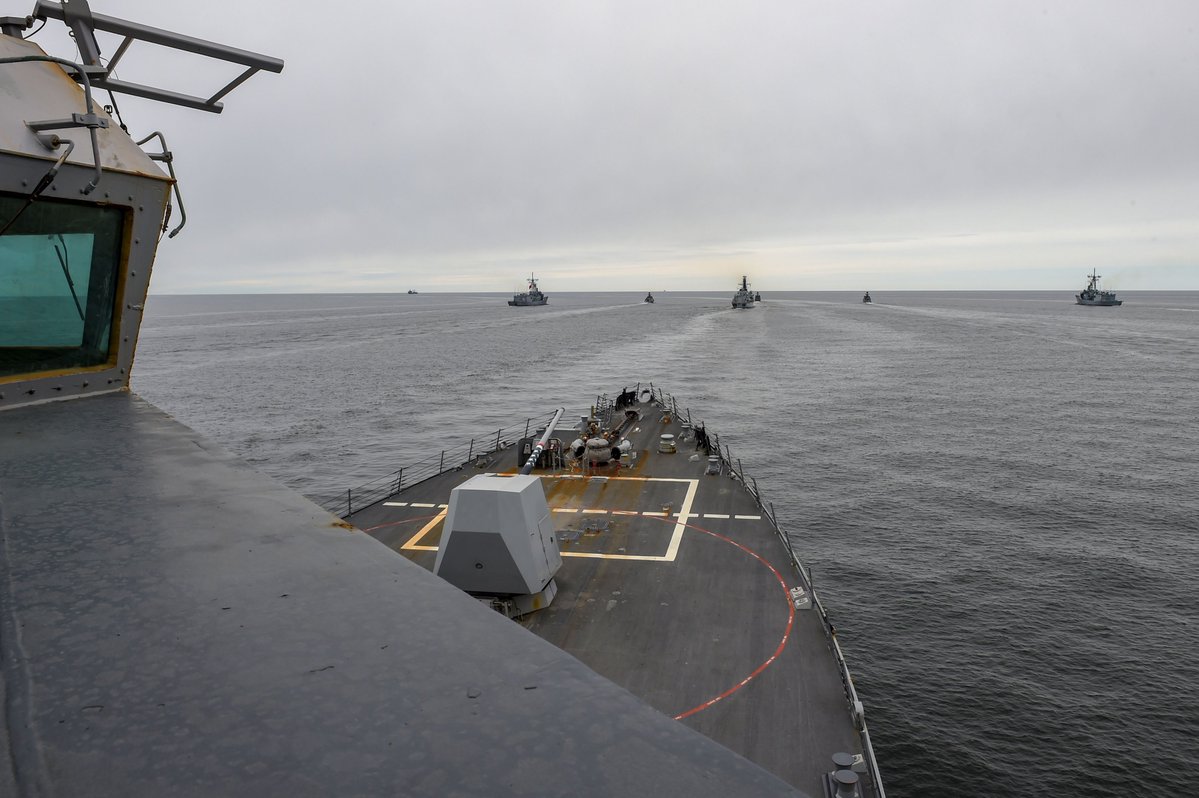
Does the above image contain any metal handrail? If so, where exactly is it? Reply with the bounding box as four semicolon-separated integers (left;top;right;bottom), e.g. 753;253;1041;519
318;411;558;517
320;388;886;796
654;388;887;797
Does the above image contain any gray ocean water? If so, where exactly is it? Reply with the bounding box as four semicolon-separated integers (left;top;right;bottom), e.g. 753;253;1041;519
134;290;1199;797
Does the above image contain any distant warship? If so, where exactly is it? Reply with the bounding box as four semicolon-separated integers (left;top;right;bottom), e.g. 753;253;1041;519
1075;271;1122;306
509;274;548;306
732;275;756;309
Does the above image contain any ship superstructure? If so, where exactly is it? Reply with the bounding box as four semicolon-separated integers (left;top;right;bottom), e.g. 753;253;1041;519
732;275;756;308
508;273;548;305
1075;270;1122;306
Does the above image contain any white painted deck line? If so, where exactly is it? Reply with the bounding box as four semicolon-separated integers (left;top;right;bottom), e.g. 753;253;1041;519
664;480;699;560
734;514;761;520
702;513;729;519
562;551;678;562
398;475;701;562
383;501;408;507
543;474;692;484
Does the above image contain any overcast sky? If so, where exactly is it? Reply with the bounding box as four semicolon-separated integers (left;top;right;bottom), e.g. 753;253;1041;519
28;0;1199;292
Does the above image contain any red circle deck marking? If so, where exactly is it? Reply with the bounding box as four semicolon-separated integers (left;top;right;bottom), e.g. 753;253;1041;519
368;510;794;720
646;516;796;721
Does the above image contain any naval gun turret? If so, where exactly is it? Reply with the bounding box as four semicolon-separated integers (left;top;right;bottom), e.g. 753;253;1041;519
434;473;562;616
434;407;566;615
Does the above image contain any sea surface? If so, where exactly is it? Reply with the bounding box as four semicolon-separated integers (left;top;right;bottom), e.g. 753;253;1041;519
134;290;1199;798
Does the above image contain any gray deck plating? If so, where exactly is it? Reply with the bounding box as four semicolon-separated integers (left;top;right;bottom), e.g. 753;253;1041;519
0;393;810;797
349;399;876;798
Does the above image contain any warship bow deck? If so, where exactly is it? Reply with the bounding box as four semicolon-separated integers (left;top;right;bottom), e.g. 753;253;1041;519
345;389;883;798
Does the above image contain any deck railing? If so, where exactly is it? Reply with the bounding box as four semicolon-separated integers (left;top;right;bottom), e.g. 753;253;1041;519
318;410;559;517
651;386;887;798
322;385;886;797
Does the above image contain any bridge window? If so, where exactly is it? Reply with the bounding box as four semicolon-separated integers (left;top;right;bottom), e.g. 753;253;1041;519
0;193;124;379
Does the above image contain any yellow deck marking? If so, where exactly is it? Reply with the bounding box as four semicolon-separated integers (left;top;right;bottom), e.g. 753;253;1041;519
562;551;673;561
401;509;447;552
581;509;608;514
397;476;703;561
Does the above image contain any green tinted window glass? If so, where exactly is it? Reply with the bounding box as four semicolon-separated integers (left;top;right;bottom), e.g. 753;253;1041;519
0;193;124;377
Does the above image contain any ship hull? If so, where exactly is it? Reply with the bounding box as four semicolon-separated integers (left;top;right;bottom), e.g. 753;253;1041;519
1075;271;1121;305
343;388;884;798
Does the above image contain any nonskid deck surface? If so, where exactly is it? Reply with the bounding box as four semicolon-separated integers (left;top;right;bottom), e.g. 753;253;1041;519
348;401;874;797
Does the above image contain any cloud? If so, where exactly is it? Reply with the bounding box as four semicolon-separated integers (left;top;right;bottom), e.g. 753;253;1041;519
29;0;1199;291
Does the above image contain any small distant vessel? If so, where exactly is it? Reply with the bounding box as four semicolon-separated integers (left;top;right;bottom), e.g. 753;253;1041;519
644;292;655;303
508;274;548;306
407;289;418;295
1075;271;1122;306
863;292;871;304
754;291;761;302
731;276;756;309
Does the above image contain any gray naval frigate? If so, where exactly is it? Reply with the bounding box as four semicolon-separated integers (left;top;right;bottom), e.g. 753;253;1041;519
733;274;756;308
508;273;549;306
1075;269;1123;306
0;4;884;796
